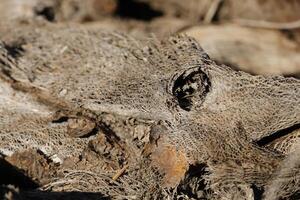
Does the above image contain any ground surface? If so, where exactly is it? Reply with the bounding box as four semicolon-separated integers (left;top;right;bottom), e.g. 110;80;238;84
0;1;300;200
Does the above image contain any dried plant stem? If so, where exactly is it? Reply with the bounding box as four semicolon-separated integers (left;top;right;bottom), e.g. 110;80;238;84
112;165;129;181
204;0;223;24
234;19;300;30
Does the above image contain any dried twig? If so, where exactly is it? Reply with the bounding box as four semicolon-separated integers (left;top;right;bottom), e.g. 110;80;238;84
112;165;129;181
234;19;300;30
204;0;223;24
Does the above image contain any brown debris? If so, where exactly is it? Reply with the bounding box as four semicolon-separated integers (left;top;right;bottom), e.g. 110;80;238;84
67;117;96;138
5;149;59;185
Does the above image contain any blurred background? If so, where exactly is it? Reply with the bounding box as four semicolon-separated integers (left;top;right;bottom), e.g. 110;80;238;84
1;0;300;77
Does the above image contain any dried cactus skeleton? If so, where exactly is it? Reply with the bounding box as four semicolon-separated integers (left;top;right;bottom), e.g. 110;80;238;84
0;22;299;199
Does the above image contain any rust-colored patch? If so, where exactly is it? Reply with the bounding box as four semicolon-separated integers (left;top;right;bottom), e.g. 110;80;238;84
150;144;189;188
93;0;118;16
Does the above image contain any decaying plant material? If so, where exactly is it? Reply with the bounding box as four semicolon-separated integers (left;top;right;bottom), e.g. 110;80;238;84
0;20;299;199
220;0;300;23
2;0;300;78
184;24;300;76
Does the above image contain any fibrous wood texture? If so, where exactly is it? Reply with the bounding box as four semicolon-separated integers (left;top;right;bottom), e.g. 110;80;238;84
0;21;299;199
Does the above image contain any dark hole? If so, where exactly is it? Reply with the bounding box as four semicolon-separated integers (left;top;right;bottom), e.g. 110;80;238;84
172;72;198;111
52;116;69;123
35;6;55;22
178;98;193;111
115;0;163;21
0;157;39;190
172;69;210;111
256;123;300;146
